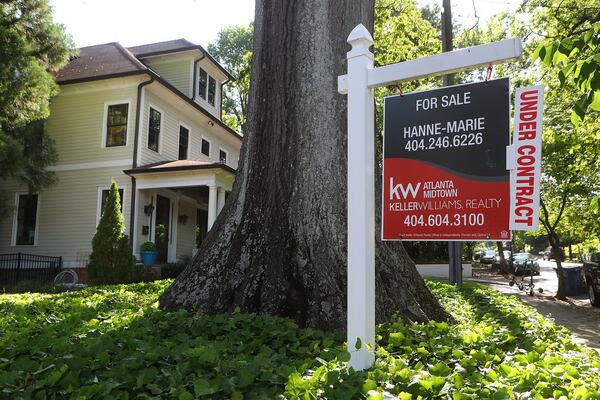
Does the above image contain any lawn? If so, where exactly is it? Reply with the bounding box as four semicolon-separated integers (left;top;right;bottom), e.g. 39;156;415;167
1;281;599;399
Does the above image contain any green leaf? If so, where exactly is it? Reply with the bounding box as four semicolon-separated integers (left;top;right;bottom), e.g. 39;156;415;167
355;337;362;350
337;350;351;362
362;379;377;393
589;90;600;111
429;363;451;377
178;391;194;400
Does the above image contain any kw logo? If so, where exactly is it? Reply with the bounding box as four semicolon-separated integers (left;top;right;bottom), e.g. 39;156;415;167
389;178;420;200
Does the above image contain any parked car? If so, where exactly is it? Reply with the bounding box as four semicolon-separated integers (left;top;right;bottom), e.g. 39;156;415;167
496;250;511;263
512;253;540;275
542;248;565;261
480;250;496;264
583;252;600;307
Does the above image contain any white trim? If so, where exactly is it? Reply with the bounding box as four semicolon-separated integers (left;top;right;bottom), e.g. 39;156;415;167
11;192;41;247
96;186;127;226
189;59;195;98
218;147;229;165
201;136;212;158
178;121;191;160
147;103;165;154
132;187;140;258
48;159;131;172
59;77;142;96
140;51;197;63
102;99;132;148
136;176;215;190
137;85;147;167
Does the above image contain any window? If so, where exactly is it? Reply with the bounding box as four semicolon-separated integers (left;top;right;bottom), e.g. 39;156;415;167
201;138;210;157
106;103;128;146
148;107;161;152
198;68;207;100
208;76;216;106
15;194;38;245
219;149;227;164
179;125;189;160
197;67;217;107
100;189;123;215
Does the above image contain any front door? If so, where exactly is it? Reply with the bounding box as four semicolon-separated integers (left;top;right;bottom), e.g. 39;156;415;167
155;195;170;263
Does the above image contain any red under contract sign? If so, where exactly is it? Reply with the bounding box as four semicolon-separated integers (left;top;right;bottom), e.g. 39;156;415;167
382;79;511;241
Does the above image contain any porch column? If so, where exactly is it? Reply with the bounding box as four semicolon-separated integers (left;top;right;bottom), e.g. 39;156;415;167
208;185;218;230
217;187;225;213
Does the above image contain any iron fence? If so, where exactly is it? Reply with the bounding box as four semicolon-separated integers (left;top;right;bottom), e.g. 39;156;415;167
0;253;62;286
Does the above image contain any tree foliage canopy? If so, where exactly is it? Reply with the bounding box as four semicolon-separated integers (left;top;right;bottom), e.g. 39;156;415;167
0;0;76;218
208;24;253;133
530;0;600;123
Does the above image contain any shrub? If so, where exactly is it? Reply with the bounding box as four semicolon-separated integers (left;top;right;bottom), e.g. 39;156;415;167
140;241;156;252
86;180;137;284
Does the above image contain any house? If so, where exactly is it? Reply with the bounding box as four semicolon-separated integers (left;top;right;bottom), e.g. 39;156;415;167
0;39;242;270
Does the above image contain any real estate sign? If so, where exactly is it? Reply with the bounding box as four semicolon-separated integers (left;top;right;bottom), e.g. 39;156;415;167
382;78;511;241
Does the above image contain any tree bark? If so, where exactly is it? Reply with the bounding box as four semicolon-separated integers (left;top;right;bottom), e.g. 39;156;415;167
495;241;510;275
540;197;567;300
159;0;451;331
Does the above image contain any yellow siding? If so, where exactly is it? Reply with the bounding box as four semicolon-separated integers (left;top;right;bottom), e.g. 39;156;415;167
0;168;132;267
140;89;240;169
48;81;140;165
144;59;192;97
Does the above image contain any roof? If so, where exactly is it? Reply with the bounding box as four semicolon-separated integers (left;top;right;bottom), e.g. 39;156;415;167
55;41;242;141
124;160;236;175
54;43;146;83
56;39;233;83
127;39;196;57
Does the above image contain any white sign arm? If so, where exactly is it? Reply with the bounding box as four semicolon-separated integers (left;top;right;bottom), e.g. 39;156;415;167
338;38;522;94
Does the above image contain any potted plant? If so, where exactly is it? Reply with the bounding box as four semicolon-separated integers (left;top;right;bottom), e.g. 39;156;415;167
140;241;158;265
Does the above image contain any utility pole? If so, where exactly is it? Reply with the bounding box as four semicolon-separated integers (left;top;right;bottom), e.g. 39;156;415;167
442;0;462;288
441;0;454;86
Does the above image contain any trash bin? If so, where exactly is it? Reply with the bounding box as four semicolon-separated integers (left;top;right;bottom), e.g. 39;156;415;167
555;267;582;296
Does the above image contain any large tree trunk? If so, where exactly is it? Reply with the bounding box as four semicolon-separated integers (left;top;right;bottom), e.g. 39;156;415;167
496;241;510;275
548;231;567;300
159;0;451;331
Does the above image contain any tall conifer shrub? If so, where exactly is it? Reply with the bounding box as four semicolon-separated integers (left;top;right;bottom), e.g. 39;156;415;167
87;180;137;284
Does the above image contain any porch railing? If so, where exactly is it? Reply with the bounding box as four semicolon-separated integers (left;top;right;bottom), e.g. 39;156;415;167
0;253;62;286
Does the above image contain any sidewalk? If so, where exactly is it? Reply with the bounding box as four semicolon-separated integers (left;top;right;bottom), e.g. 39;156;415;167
468;275;600;352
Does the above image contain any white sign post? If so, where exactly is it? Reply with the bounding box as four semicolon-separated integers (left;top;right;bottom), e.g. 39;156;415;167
338;24;522;371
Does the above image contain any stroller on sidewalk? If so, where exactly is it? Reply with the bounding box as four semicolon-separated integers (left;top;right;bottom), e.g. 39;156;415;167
508;259;543;296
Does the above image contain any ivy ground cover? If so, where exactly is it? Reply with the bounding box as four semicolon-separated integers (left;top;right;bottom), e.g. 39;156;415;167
0;280;599;399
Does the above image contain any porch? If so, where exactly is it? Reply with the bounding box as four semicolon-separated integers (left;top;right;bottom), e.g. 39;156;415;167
125;160;235;263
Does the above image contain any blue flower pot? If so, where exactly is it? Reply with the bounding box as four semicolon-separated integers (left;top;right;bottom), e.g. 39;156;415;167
141;251;158;266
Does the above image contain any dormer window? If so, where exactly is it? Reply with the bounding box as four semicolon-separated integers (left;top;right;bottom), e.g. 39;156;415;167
198;68;207;101
219;149;227;164
197;67;217;107
208;76;216;106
